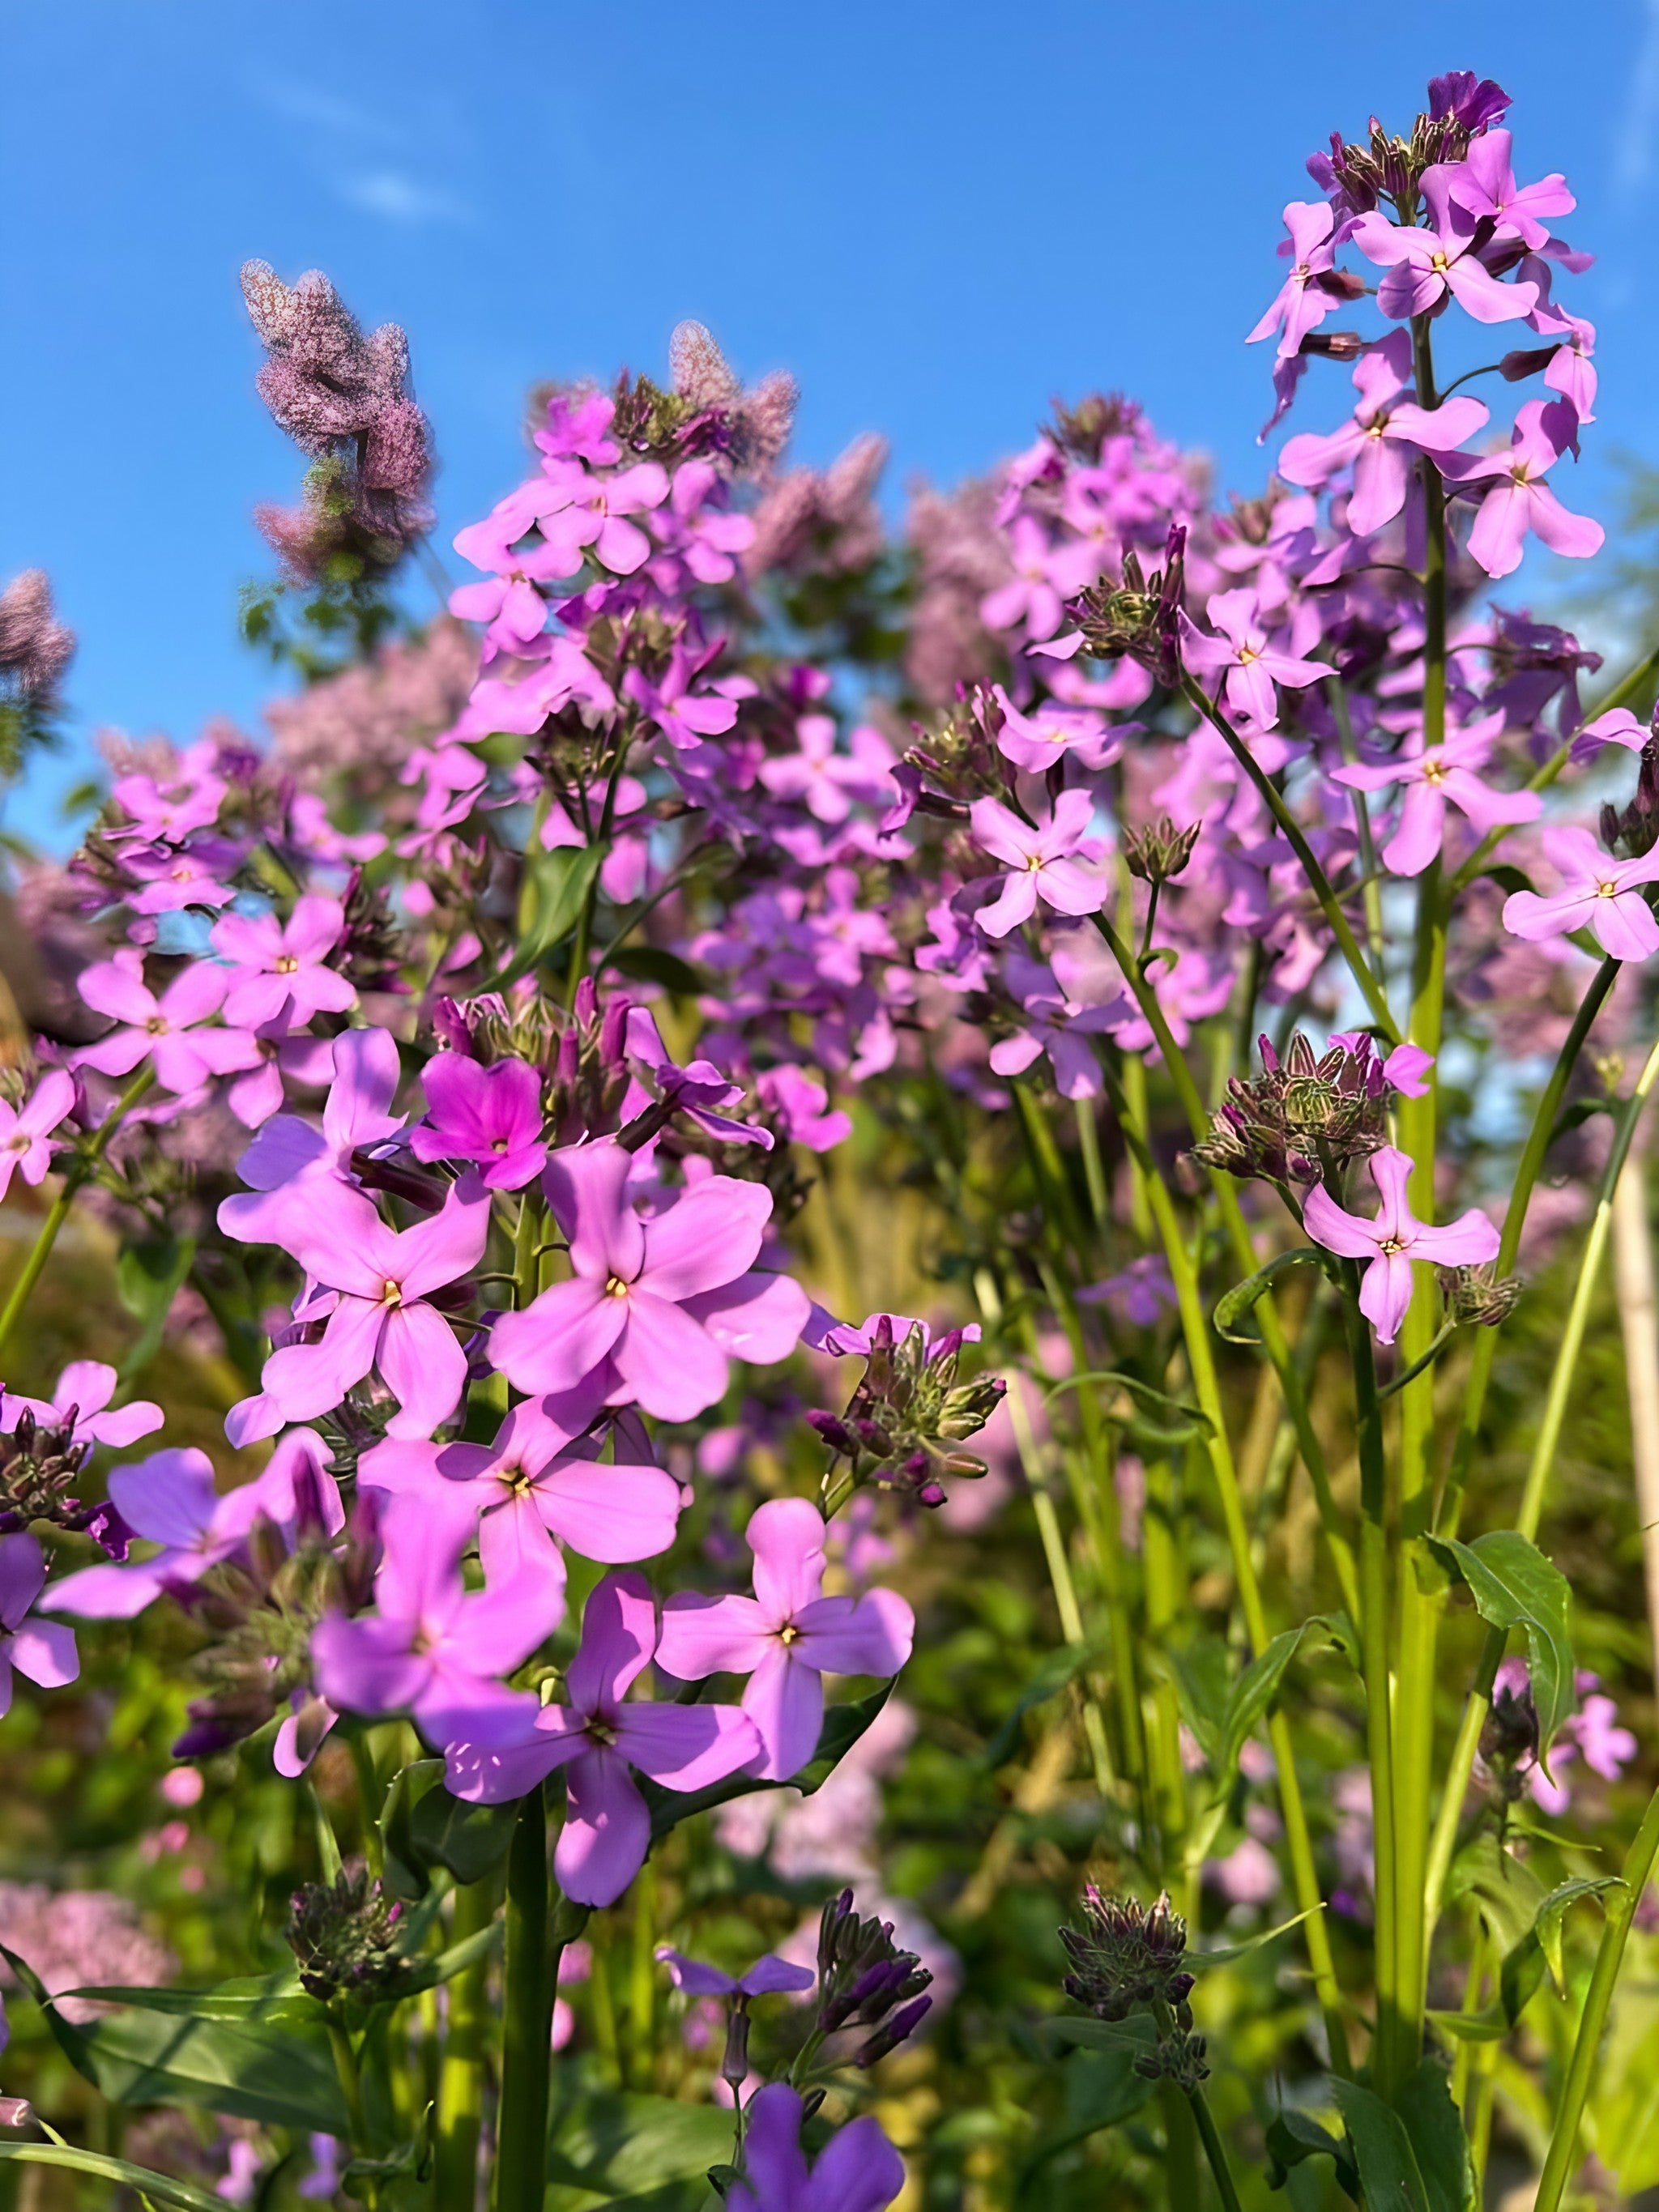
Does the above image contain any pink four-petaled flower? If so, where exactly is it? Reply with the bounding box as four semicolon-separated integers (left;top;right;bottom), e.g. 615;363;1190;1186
1303;1145;1499;1345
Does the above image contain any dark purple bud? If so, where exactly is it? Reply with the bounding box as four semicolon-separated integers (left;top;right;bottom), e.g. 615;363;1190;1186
855;1993;932;2067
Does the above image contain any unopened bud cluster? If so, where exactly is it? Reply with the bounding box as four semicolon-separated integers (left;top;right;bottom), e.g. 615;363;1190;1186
1060;1886;1196;2025
1065;526;1188;691
288;1865;414;2006
0;1406;113;1545
808;1318;1006;1506
814;1888;933;2068
1444;1264;1524;1328
1600;736;1659;861
1193;1031;1388;1185
1123;816;1201;887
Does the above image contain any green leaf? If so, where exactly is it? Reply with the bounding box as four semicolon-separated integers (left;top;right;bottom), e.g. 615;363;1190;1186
379;1758;447;1899
1045;1369;1210;1442
75;2007;349;2133
1472;863;1534;899
1395;2061;1477;2212
115;1233;197;1380
642;1683;893;1845
53;1969;320;2027
1425;1530;1576;1751
407;1778;521;1887
1217;1615;1357;1783
1444;1833;1547;1962
605;944;708;996
1162;1634;1231;1766
546;2092;736;2198
978;1634;1113;1771
1213;1247;1329;1345
1332;2078;1430;2212
1043;2014;1160;2058
1499;1874;1624;2022
503;842;606;986
402;1920;502;1998
0;2142;231;2212
1264;2108;1357;2198
1013;2048;1155;2195
1186;1905;1323;1972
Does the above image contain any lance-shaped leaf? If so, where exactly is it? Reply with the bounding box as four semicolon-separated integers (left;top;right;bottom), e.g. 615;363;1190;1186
1426;1530;1576;1751
1216;1614;1358;1784
1213;1247;1330;1345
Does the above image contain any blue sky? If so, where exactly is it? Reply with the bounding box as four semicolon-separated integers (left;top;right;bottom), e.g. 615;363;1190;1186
5;0;1659;842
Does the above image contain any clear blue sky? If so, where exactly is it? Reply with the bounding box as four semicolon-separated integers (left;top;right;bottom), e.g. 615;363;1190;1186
5;0;1658;841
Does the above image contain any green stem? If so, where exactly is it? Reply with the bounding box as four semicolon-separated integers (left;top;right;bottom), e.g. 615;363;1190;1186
1533;1780;1659;2212
1423;1037;1659;1941
1187;2084;1245;2212
1103;1061;1349;2071
494;1789;551;2212
0;1067;155;1360
435;1880;493;2212
1179;677;1397;1039
1328;676;1387;974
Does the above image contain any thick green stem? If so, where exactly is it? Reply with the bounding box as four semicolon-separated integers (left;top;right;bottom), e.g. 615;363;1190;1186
1105;1063;1349;2069
435;1880;494;2212
1423;1037;1659;1941
1533;1781;1659;2212
494;1790;551;2212
1186;2083;1245;2212
0;1066;155;1361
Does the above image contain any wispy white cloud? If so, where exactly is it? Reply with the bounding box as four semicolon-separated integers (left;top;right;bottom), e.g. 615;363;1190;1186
1614;0;1659;198
336;169;472;227
258;79;399;145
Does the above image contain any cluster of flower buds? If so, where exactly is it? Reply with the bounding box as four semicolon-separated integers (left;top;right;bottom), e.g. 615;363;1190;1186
1047;391;1145;465
1064;525;1187;689
900;685;1013;816
1310;70;1512;219
173;1493;376;1761
1060;1886;1196;2026
1600;738;1659;862
1192;1031;1392;1185
1444;1264;1525;1328
1478;1673;1542;1805
813;1889;933;2068
0;1407;115;1547
287;1864;416;2008
808;1318;1006;1505
0;569;74;774
1122;816;1201;888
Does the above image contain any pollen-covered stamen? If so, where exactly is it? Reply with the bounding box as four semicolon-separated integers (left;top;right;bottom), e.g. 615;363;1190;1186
381;1280;403;1307
274;954;301;974
586;1716;619;1747
778;1623;801;1647
604;1273;631;1298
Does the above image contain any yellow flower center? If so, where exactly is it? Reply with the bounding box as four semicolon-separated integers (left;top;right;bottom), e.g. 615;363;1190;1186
382;1280;403;1307
604;1274;631;1298
274;954;301;974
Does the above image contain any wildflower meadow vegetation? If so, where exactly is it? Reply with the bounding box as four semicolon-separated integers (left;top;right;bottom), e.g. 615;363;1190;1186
5;63;1659;2212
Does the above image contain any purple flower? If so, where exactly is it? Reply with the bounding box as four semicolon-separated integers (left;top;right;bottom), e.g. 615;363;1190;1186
726;2084;904;2212
1443;399;1603;579
1352;183;1539;325
622;643;740;752
966;792;1106;938
489;1140;808;1424
313;1490;552;1745
1501;825;1659;961
1303;1145;1499;1345
755;1065;851;1153
253;1174;492;1438
444;1571;758;1907
1;1358;163;1451
1330;710;1542;877
0;1071;75;1204
1178;590;1332;730
658;1497;914;1781
1246;200;1345;360
359;1392;683;1597
1278;335;1490;536
980;517;1099;643
220;1026;406;1240
0;1536;77;1715
76;954;260;1097
210;896;357;1031
540;461;671;576
409;1053;547;1191
655;1946;816;1999
41;1432;341;1619
1077;1255;1176;1328
759;717;898;823
1435;130;1575;252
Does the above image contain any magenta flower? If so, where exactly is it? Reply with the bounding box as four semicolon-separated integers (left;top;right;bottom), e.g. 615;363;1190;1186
0;1536;78;1716
444;1571;759;1907
0;1070;76;1204
980;518;1100;643
655;1946;815;2000
1;1358;162;1451
1442;399;1603;579
122;842;241;916
759;717;898;823
254;1174;492;1438
648;458;757;585
754;1065;851;1153
1178;590;1332;730
409;1054;547;1191
1278;335;1490;536
76;955;260;1097
1434;130;1575;251
489;1141;808;1423
988;967;1120;1099
220;1027;406;1242
658;1497;914;1781
1330;712;1542;877
448;535;578;651
359;1391;683;1597
726;2085;904;2212
1501;825;1659;961
540;461;671;576
210;896;356;1030
313;1491;553;1745
1303;1145;1499;1345
966;791;1106;938
1246;201;1345;360
1351;189;1538;325
622;644;740;752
